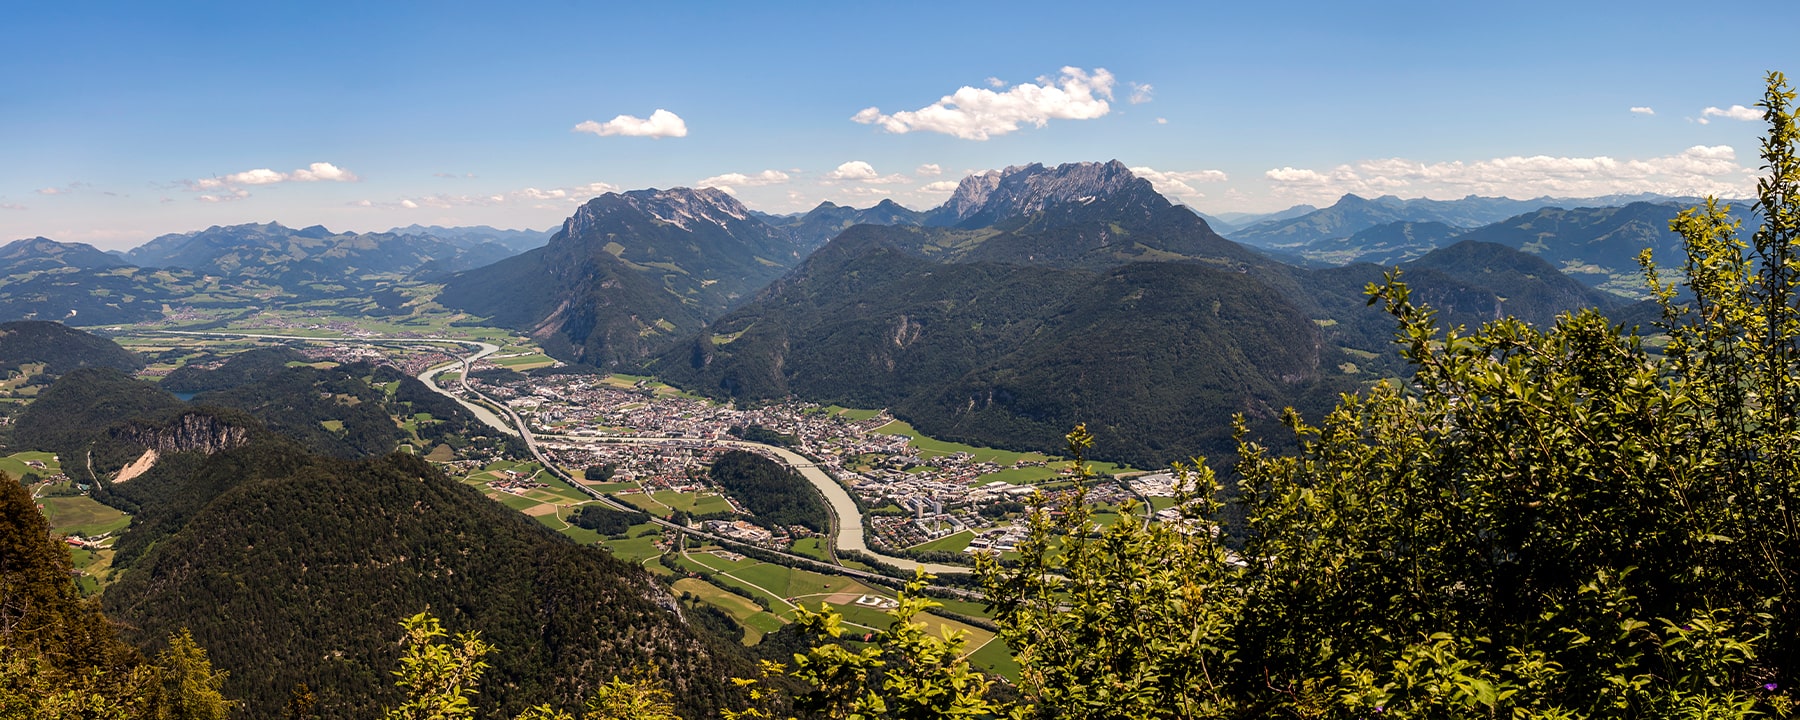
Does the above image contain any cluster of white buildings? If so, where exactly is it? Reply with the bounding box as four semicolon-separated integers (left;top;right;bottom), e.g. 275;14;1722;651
471;369;1195;559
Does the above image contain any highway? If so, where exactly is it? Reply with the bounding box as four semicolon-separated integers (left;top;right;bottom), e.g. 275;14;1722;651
147;330;514;433
148;329;974;579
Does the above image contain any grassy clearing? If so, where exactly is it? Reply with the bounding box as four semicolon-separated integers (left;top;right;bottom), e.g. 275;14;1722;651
490;492;541;511
909;530;974;554
552;521;604;545
493;354;555;369
687;551;761;573
674;578;779;645
37;495;132;537
874;420;1055;464
650;491;732;516
614;493;672;515
927;596;993;618
602;532;666;563
0;452;61;480
823;405;884;422
875;421;1134;475
966;637;1021;679
789;537;829;561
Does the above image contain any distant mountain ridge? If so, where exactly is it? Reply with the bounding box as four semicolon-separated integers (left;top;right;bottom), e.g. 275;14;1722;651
1226;192;1723;252
0;237;129;274
384;223;554;253
763;199;925;250
123;221;515;286
1453;201;1741;283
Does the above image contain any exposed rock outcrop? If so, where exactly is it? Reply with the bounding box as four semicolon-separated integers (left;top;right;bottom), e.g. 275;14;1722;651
111;411;251;457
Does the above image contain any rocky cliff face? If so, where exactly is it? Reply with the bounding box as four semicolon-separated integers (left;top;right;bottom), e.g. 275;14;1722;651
565;187;761;238
928;160;1146;228
112;411;252;457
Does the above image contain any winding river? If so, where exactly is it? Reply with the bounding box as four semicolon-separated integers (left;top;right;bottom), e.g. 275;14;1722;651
149;330;969;575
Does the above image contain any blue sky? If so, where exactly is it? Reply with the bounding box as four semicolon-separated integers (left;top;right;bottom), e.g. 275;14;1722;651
1;1;1789;249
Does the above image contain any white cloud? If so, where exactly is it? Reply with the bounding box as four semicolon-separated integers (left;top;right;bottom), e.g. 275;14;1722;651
919;180;960;193
985;77;1006;88
824;161;909;184
182;162;359;200
852;67;1118;140
1128;82;1153;104
289;162;356;182
1156;117;1168;125
1698;105;1760;125
1262;145;1755;204
696;170;791;194
572;109;688;138
0;202;24;211
916;163;942;176
1130;167;1229;200
1630;106;1656;115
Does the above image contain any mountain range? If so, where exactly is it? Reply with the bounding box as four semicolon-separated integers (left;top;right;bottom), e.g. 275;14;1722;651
0;161;1725;464
124;221;518;288
1218;192;1751;292
383;223;554;253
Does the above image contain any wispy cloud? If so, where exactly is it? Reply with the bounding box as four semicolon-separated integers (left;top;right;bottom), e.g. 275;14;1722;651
696;170;791;194
852;67;1118;140
916;163;943;176
1128;82;1153;105
1630;106;1656;115
1130;167;1228;200
1263;145;1753;204
359;181;620;211
197;188;251;203
573;109;688;138
36;182;89;196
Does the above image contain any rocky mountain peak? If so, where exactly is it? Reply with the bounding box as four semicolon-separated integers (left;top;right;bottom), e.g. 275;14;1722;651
565;186;754;237
930;160;1150;226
